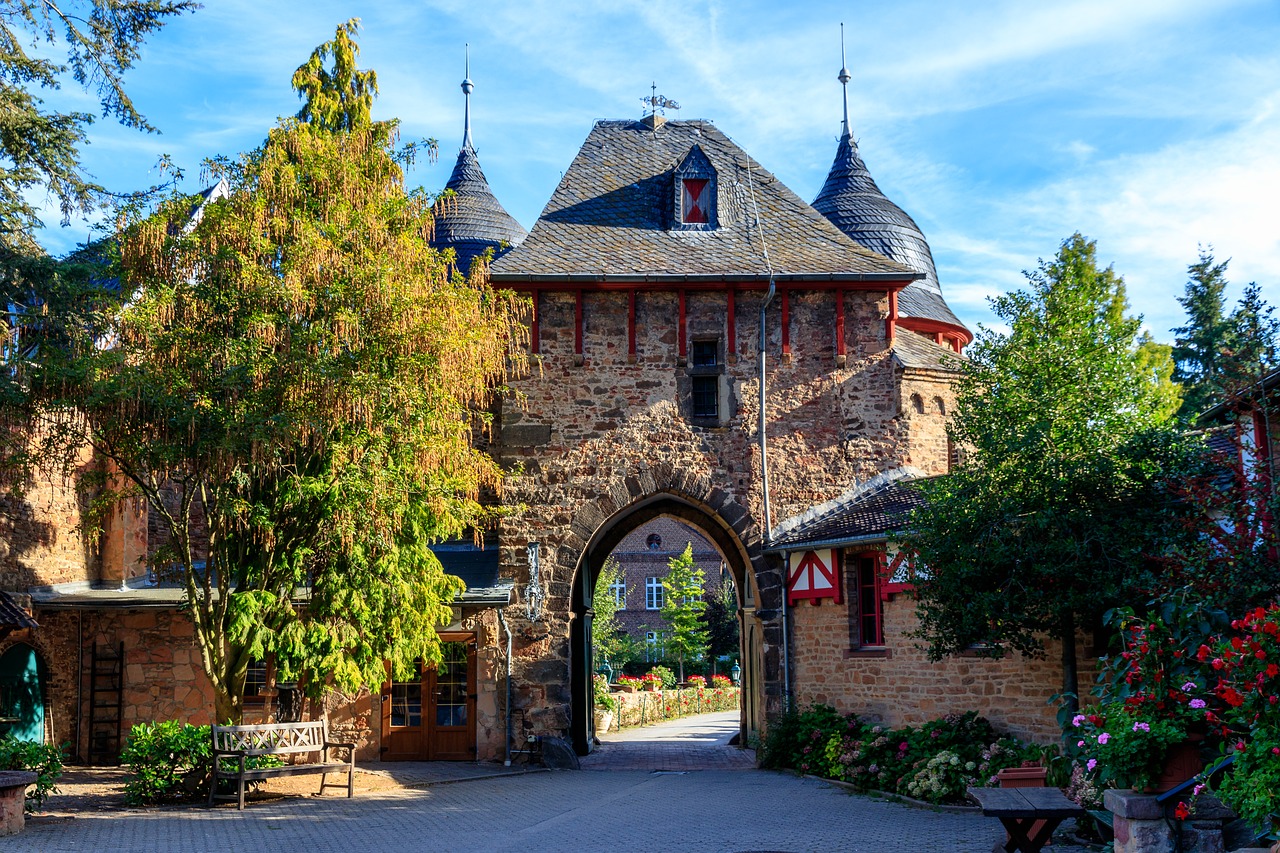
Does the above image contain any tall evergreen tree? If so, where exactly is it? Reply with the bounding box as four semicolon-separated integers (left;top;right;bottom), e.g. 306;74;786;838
1222;283;1279;389
904;234;1190;716
1171;249;1232;417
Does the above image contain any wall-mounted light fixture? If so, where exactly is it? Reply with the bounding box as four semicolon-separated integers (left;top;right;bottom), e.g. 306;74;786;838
525;541;545;622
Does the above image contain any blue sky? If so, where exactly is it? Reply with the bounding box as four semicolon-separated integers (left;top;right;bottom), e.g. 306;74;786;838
35;0;1280;342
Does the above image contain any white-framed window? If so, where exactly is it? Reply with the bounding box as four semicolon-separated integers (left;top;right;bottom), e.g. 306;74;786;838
645;576;664;610
645;631;665;661
609;578;625;607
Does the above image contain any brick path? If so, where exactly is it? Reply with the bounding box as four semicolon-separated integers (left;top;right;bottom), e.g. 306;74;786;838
12;769;1098;852
580;710;757;771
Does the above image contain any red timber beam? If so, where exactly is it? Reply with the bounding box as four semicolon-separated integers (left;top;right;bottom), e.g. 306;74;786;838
627;290;637;363
885;290;898;347
678;289;687;363
574;289;584;365
835;290;846;367
726;288;736;358
780;289;791;362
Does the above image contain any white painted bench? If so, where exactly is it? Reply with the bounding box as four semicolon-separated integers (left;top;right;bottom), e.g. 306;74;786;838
209;720;355;810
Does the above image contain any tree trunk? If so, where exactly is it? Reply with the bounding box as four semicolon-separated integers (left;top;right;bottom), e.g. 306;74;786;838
1061;610;1079;717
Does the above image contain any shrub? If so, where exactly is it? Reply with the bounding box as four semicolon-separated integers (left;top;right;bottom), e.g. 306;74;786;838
593;674;617;713
0;737;63;812
759;704;844;771
121;720;281;805
647;665;676;689
121;721;212;805
711;674;732;688
762;708;1046;804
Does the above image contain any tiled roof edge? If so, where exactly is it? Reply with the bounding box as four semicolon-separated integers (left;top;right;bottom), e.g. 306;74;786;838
767;466;926;544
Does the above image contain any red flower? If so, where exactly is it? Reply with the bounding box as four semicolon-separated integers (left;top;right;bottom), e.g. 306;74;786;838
1174;802;1190;821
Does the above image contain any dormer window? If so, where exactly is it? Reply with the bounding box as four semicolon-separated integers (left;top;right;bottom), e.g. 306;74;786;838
673;145;716;230
682;178;710;224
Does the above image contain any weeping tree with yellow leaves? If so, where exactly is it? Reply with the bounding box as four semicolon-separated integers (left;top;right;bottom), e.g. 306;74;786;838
21;20;522;722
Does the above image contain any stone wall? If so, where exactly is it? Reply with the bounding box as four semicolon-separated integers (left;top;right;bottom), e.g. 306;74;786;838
0;449;99;590
788;591;1095;744
497;285;927;748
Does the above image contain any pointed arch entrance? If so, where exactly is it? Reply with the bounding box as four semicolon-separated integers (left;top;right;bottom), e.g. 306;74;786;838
568;491;765;755
0;643;45;742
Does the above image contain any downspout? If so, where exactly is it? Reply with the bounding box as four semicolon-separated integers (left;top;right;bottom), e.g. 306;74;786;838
781;549;791;711
759;277;788;710
498;608;513;767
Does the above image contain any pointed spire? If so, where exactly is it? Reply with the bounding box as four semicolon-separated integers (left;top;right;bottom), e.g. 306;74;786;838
461;43;474;151
839;23;852;140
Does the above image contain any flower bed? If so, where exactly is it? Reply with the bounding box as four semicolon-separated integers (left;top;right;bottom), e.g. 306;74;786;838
759;706;1047;805
611;686;740;728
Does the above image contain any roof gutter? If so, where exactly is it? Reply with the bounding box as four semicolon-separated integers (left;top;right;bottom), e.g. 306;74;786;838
489;272;922;285
763;530;894;555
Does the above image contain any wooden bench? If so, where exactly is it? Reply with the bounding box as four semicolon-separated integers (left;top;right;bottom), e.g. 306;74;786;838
210;720;355;810
967;786;1084;853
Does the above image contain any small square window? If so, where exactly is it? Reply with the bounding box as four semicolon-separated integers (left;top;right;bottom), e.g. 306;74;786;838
691;340;718;368
692;376;718;419
244;658;269;703
609;578;625;607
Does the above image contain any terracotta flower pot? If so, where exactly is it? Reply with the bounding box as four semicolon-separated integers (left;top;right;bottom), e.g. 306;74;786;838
996;766;1048;788
1144;741;1204;794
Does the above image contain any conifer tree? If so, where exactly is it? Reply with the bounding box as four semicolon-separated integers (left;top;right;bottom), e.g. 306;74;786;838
1172;249;1233;417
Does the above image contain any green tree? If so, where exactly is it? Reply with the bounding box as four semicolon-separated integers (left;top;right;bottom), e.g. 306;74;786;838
1222;283;1278;390
700;574;739;677
1172;249;1233;417
591;557;629;673
18;24;523;722
291;18;376;134
903;234;1189;716
660;543;708;683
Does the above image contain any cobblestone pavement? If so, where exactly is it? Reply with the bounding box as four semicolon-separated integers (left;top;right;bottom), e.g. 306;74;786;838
13;769;1103;853
580;710;757;771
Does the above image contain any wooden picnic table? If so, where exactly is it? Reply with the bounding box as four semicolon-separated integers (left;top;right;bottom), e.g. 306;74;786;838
967;786;1085;853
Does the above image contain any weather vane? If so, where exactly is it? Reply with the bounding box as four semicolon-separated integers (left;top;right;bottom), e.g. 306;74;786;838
641;82;681;117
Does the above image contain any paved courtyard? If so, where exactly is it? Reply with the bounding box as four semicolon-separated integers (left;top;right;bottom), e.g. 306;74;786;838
13;767;1101;853
580;710;757;771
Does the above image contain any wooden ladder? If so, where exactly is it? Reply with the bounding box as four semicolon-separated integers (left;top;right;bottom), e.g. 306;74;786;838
86;642;124;765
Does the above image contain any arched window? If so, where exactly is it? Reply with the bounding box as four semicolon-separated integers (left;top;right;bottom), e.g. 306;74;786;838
934;396;946;415
910;394;924;414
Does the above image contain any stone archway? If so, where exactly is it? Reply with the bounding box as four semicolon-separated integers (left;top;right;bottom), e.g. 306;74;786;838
0;642;46;742
561;477;781;755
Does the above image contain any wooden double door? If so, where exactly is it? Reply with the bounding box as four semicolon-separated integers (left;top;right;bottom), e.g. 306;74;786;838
381;638;476;761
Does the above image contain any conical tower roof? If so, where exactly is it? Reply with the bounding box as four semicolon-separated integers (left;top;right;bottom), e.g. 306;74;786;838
431;60;527;274
812;44;969;344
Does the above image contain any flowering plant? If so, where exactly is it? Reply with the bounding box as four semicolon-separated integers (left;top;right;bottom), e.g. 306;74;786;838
641;672;663;690
687;675;707;688
1199;604;1280;834
710;674;732;688
617;674;643;691
1070;707;1188;791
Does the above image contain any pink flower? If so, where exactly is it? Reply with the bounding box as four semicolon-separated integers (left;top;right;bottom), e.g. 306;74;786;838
1098;733;1111;745
1132;722;1150;732
1182;681;1196;692
1077;740;1085;748
1190;699;1206;709
1086;759;1097;771
1071;714;1086;727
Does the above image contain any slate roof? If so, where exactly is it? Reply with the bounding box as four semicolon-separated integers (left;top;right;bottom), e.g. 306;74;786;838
0;591;37;629
432;145;528;275
766;468;927;551
489;119;921;283
812;132;968;332
892;328;965;371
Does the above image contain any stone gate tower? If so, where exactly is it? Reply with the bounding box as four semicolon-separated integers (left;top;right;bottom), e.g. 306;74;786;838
485;104;969;753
